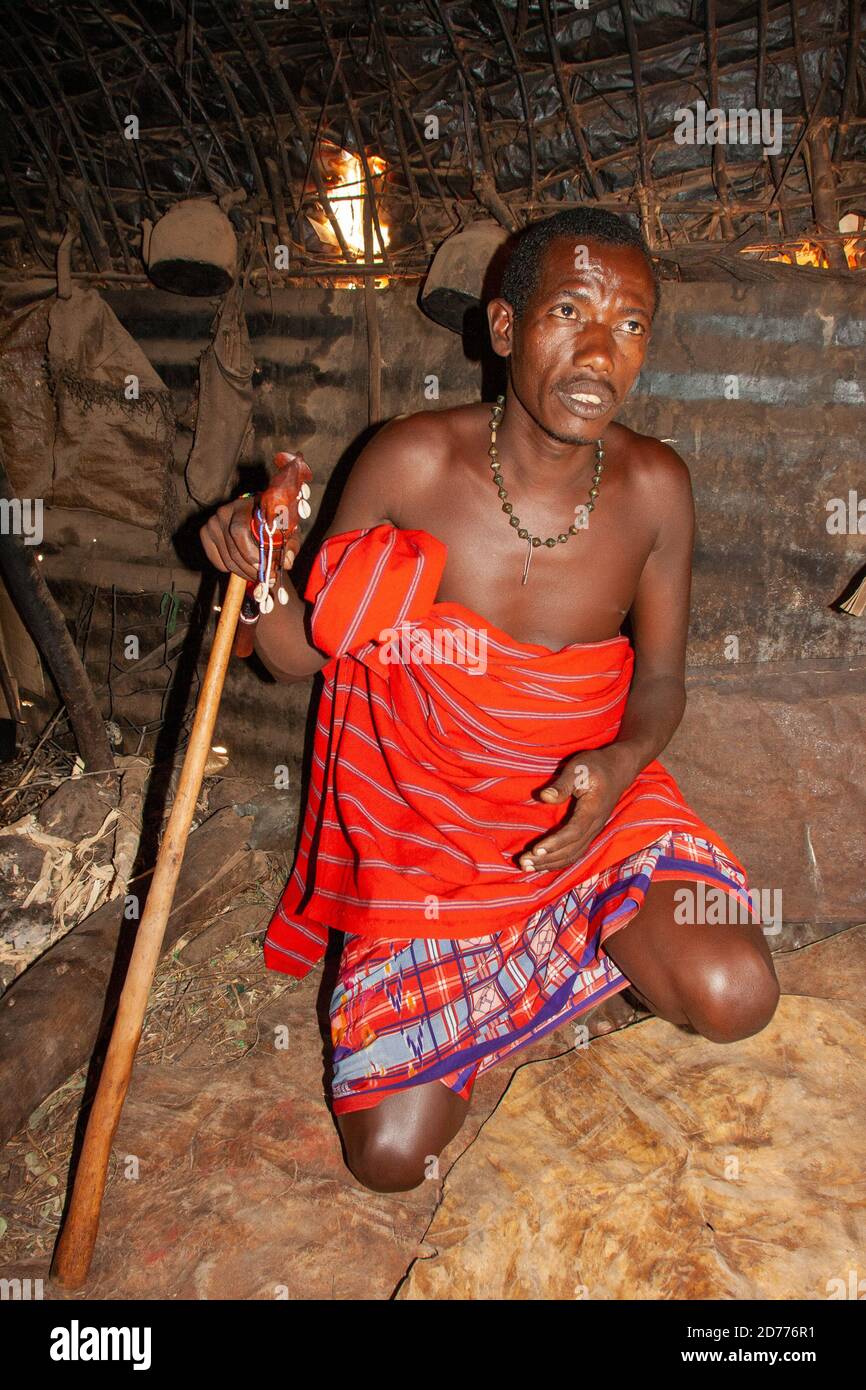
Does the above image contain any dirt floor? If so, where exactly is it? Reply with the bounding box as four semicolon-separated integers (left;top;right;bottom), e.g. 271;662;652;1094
1;890;863;1300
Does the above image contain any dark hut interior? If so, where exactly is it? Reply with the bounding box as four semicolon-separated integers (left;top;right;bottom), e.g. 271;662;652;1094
0;0;864;1313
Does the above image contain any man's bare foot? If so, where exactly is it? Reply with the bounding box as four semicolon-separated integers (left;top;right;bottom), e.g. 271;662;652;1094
582;987;650;1038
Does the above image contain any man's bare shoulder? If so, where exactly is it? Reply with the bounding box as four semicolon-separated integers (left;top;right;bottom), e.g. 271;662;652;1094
609;423;694;552
371;402;481;469
353;403;483;507
327;403;484;531
611;422;693;501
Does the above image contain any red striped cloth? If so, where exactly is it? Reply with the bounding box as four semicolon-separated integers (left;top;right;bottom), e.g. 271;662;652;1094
263;524;746;978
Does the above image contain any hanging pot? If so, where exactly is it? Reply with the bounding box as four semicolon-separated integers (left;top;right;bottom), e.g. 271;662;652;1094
140;198;238;296
420;219;513;332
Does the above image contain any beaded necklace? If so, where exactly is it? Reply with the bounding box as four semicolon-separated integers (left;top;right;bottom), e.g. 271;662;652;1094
488;393;604;585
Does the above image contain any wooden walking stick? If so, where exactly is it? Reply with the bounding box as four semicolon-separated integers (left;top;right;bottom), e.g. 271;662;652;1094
51;454;311;1288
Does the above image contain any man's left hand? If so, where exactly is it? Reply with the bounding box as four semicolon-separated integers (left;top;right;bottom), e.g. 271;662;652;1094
518;748;635;873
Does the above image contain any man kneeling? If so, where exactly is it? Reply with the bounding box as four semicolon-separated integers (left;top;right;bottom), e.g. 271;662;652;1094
200;207;780;1193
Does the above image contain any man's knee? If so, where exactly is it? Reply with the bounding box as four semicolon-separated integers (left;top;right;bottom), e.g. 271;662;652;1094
677;941;780;1044
345;1128;436;1193
338;1081;468;1192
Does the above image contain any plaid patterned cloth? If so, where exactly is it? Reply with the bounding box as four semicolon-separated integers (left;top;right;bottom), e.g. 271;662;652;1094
329;830;756;1114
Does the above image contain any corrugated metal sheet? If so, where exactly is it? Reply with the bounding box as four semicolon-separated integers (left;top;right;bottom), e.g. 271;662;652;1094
5;276;864;777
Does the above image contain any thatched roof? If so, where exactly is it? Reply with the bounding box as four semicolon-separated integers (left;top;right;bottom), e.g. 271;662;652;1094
0;0;863;282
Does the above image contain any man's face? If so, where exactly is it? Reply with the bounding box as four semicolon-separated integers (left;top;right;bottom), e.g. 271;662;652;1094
488;236;655;444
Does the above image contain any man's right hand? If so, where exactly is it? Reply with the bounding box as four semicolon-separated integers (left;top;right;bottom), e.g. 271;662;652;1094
199;495;301;581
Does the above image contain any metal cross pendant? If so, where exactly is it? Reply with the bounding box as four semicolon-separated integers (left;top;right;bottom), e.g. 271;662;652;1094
521;539;533;586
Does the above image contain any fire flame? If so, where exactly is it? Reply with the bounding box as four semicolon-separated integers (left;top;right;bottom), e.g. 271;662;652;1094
307;144;390;287
743;237;864;269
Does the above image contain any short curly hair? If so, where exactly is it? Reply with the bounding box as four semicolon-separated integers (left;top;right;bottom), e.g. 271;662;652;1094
500;207;660;320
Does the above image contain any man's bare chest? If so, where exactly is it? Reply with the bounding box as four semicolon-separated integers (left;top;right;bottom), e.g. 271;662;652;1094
399;468;655;649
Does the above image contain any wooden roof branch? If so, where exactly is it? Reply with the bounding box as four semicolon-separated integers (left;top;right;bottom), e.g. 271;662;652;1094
0;0;860;273
314;1;394;272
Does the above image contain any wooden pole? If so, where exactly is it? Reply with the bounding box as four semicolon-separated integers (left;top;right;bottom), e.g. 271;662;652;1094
808;121;848;270
0;443;114;780
363;181;383;426
50;570;246;1287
